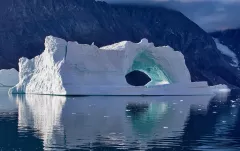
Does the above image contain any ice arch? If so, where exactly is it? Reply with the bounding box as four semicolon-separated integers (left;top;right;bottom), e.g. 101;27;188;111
120;39;191;86
9;36;194;95
127;50;171;86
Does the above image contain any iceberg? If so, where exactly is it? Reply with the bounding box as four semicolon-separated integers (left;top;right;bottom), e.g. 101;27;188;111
210;84;231;94
0;68;18;87
9;36;213;95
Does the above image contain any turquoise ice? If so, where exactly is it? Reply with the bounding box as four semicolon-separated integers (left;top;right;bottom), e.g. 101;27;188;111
128;50;172;86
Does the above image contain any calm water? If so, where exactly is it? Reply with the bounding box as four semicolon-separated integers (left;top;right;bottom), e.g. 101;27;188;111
0;88;240;151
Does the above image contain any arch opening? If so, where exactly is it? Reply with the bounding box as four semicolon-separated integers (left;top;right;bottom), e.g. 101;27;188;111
125;70;151;86
125;50;171;86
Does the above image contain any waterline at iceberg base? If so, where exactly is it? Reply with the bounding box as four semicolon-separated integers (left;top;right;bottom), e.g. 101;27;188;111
9;36;224;96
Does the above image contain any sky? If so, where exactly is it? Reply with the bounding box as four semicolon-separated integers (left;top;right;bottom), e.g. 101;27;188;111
100;0;240;32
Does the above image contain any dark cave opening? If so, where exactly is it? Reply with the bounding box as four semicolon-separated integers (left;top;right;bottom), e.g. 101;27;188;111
125;70;151;86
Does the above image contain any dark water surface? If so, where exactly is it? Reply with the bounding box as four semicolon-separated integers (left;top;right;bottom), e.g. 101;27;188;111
0;88;240;151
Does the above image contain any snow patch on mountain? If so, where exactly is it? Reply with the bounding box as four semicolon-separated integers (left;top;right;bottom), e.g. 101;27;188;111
214;38;238;67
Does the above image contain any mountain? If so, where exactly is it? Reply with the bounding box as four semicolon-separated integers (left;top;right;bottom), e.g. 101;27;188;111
211;28;240;61
0;0;239;88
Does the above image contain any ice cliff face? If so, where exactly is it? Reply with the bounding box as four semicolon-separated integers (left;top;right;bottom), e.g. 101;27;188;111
0;69;18;87
9;36;191;95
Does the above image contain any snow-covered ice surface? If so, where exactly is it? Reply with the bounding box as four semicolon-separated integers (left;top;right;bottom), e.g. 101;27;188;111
9;36;213;95
0;68;19;87
214;38;238;67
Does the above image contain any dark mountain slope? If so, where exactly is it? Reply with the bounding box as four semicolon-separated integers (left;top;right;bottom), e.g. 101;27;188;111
0;0;239;87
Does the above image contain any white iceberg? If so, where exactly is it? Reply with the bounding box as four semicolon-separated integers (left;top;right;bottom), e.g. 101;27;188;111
9;36;213;95
0;68;19;87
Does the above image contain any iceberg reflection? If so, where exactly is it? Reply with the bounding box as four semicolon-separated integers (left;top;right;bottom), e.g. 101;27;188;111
125;96;213;149
13;95;215;150
16;94;66;150
61;96;213;150
0;88;17;112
